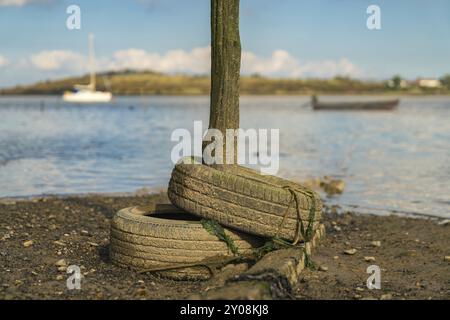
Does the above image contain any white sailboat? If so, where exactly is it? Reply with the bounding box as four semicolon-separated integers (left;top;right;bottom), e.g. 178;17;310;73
63;34;112;103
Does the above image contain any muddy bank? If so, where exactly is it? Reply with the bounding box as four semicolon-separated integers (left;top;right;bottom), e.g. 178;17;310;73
0;194;448;300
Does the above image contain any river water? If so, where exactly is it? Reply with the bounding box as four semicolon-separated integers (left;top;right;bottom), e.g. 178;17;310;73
0;95;449;218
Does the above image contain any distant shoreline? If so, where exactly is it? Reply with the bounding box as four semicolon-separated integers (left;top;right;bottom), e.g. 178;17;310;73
1;70;449;96
2;92;450;97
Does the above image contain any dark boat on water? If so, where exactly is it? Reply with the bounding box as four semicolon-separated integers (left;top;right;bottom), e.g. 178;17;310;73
311;95;399;111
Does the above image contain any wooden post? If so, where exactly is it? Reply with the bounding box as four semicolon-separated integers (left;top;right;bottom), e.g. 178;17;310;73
206;0;241;164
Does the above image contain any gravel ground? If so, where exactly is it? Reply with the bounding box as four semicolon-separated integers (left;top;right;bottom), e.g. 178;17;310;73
0;194;448;300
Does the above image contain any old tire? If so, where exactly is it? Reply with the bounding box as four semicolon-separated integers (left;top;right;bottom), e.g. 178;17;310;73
168;159;323;242
110;204;263;280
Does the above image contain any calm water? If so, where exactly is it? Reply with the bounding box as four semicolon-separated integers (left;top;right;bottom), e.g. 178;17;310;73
0;95;449;218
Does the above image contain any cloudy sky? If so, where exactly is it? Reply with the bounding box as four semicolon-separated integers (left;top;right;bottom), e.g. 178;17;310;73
0;0;449;87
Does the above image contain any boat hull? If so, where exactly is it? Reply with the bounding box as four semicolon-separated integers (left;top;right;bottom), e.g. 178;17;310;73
312;99;399;111
63;91;112;103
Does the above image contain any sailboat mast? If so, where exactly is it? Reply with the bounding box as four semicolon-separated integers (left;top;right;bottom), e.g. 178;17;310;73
89;33;96;90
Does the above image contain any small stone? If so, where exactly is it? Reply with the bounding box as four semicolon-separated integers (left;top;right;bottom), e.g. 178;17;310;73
344;241;351;246
54;240;65;246
333;256;339;260
57;266;67;272
437;219;449;226
56;275;64;280
136;288;148;297
80;230;89;236
380;293;393;300
55;259;67;267
444;256;450;262
23;240;34;247
344;249;357;255
320;177;345;195
1;234;11;240
318;265;328;272
356;287;365;292
354;294;362;299
333;225;342;232
364;256;376;262
87;242;99;247
370;241;381;247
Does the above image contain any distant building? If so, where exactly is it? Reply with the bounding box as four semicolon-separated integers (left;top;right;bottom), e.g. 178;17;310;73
417;78;442;88
386;79;409;89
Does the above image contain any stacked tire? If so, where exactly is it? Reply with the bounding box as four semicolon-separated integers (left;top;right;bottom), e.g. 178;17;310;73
110;204;263;280
168;159;322;242
110;158;323;280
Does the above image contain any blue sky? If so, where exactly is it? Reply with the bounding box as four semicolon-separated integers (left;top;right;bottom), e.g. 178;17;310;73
0;0;449;87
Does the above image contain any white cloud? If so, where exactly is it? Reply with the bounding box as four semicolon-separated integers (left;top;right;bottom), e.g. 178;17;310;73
0;0;49;6
0;55;9;67
242;49;363;78
25;47;363;78
107;47;363;78
29;50;86;72
242;50;299;76
106;47;211;74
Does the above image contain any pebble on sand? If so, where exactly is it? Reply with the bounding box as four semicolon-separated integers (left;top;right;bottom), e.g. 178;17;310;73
23;240;34;247
344;249;357;255
380;293;393;300
55;259;67;267
318;265;328;272
370;241;381;247
445;256;450;262
364;256;376;262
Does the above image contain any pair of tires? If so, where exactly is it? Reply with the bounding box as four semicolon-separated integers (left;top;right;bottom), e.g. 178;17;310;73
110;158;322;280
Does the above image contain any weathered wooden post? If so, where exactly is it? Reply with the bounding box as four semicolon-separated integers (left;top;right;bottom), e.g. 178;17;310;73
206;0;241;164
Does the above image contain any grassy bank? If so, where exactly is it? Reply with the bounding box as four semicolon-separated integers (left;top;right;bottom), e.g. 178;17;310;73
1;70;449;96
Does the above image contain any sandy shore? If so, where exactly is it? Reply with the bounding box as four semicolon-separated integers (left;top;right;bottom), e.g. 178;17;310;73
0;193;448;300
